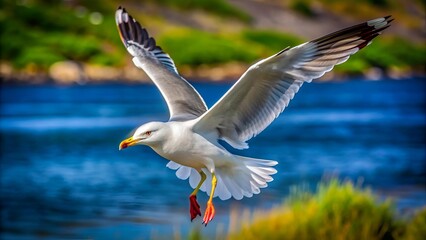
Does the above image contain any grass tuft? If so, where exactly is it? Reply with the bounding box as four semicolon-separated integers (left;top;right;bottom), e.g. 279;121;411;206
228;179;410;240
404;208;426;240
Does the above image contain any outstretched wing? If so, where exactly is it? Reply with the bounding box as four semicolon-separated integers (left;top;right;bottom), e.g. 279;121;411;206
116;7;207;121
193;16;393;149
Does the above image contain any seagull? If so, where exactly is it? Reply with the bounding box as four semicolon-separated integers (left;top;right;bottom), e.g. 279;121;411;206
116;6;392;225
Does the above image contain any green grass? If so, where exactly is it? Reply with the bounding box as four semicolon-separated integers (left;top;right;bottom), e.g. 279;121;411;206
0;0;124;70
184;179;426;240
241;29;304;53
335;37;426;75
159;28;426;76
225;179;426;240
291;0;317;17
158;29;264;66
1;0;424;77
157;28;306;67
404;208;426;240
229;180;402;240
149;0;251;22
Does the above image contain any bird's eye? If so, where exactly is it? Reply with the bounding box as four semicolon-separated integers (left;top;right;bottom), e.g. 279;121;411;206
145;131;151;136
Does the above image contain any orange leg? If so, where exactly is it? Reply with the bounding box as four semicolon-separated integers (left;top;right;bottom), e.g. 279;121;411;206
202;172;217;226
189;171;206;221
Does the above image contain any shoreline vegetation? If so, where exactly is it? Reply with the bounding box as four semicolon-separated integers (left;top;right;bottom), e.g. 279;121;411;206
189;180;426;240
1;0;425;84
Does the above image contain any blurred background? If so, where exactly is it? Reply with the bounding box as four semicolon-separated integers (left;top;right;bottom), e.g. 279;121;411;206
1;0;425;82
0;0;425;239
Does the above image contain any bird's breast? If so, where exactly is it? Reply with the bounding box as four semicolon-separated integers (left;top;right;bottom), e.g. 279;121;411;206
152;127;223;170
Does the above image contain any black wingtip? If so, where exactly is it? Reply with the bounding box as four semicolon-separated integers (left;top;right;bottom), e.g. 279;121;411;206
117;6;128;14
114;7;179;74
383;15;394;25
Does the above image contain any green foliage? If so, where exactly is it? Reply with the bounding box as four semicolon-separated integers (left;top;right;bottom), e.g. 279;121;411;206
333;37;426;75
44;33;101;60
334;57;371;75
89;52;123;66
158;27;425;76
362;38;426;68
404;208;426;240
291;0;316;17
241;30;304;53
151;0;251;22
229;180;405;240
0;0;123;70
14;46;65;69
158;29;263;66
157;28;306;67
0;0;424;76
187;227;204;240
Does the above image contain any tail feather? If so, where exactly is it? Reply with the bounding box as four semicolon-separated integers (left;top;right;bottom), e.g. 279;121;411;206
188;168;201;188
215;174;232;200
222;166;253;198
215;173;234;200
247;166;274;183
176;164;191;179
215;155;277;200
166;156;278;200
250;182;260;194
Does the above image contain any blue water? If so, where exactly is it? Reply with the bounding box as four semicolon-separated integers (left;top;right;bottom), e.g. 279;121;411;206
1;78;425;239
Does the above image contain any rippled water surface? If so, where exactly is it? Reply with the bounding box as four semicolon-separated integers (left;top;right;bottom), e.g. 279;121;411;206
1;78;425;239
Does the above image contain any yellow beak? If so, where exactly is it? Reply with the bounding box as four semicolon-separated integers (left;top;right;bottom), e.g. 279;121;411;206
119;137;137;150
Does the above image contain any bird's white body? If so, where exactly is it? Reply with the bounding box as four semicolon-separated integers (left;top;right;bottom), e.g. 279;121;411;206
115;6;392;224
150;121;228;171
131;120;277;201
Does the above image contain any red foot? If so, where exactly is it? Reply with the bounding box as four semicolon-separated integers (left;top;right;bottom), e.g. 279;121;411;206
189;195;201;221
202;201;215;226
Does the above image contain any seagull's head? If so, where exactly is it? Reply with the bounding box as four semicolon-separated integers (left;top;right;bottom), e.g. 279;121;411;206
119;121;168;150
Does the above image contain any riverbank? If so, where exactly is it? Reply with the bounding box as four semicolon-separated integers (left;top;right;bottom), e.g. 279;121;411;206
1;0;425;85
1;61;423;85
